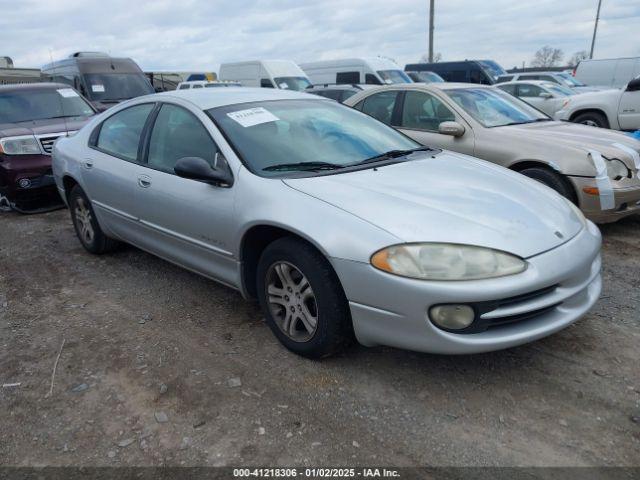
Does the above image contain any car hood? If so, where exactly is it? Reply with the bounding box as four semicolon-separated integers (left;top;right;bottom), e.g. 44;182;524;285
283;152;583;259
0;117;92;138
499;121;640;169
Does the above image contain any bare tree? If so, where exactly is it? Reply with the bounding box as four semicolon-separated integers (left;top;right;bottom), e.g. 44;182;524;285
420;52;442;63
569;50;589;66
531;46;564;67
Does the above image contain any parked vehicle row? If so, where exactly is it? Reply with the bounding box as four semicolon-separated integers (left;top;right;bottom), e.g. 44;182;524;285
0;83;95;212
51;87;603;358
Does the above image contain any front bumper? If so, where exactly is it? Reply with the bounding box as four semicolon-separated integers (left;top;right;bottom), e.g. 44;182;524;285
331;222;602;355
569;176;640;223
0;153;63;212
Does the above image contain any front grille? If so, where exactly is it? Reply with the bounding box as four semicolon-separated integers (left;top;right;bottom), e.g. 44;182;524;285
39;136;60;155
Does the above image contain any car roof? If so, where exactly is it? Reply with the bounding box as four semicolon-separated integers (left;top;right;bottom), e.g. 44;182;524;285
152;87;323;109
497;80;553;86
0;82;71;92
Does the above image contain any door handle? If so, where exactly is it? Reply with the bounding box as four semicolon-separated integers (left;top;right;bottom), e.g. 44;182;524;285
83;160;94;169
137;175;152;188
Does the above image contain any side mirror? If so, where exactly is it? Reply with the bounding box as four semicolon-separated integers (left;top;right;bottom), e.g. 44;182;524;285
438;121;465;137
174;155;233;186
626;78;640;92
539;92;553;99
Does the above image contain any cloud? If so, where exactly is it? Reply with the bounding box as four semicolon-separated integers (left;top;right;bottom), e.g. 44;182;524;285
0;0;638;72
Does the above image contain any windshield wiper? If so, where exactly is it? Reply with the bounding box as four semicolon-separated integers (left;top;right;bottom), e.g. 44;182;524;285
354;146;435;166
263;161;345;172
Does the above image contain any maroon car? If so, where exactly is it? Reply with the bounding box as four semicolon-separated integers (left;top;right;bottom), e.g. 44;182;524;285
0;83;95;213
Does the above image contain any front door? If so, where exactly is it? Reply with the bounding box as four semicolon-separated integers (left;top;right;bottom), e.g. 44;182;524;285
133;103;238;286
395;90;476;155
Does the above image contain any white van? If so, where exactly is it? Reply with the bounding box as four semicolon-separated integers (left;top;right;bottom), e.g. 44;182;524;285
300;58;413;86
575;57;640;88
218;60;311;91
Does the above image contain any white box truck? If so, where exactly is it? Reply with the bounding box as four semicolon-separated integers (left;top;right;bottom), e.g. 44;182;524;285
218;60;311;91
300;58;413;85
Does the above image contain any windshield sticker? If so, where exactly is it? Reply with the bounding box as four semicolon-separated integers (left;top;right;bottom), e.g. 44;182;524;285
57;88;79;98
279;82;289;89
91;84;105;93
227;107;280;128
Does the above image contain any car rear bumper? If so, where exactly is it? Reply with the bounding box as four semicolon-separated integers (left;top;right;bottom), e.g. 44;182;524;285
331;221;602;355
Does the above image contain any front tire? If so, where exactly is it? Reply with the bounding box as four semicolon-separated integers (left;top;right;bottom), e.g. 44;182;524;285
69;185;119;254
519;167;576;203
573;111;609;129
256;237;354;358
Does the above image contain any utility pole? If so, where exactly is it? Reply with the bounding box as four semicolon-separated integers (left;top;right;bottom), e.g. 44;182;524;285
428;0;434;62
589;0;603;59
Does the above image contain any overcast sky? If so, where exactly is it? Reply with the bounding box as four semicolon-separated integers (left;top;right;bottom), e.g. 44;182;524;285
1;0;638;71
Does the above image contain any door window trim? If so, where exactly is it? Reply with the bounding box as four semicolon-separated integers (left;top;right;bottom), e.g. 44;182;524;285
88;102;158;164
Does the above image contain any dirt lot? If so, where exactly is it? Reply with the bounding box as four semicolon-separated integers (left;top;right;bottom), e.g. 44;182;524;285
0;208;639;468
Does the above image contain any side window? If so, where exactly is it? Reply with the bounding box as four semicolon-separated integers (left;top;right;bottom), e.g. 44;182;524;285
192;84;203;89
352;99;365;111
497;75;513;83
517;84;544;97
147;104;218;174
447;70;468;82
538;75;557;83
336;71;360;84
317;90;342;101
340;89;359;102
499;84;517;95
365;73;382;85
400;90;455;131
360;91;400;125
178;84;190;90
260;78;275;88
96;103;154;161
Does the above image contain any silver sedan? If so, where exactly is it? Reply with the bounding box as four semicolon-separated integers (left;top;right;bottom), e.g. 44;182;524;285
52;88;602;358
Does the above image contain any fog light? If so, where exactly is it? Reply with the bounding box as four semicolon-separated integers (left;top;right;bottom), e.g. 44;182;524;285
18;178;31;188
429;304;475;330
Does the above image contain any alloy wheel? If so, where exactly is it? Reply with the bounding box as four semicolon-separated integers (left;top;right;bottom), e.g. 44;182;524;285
265;261;318;342
74;197;95;245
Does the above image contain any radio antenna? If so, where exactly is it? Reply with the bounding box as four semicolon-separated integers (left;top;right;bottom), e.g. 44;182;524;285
48;49;70;136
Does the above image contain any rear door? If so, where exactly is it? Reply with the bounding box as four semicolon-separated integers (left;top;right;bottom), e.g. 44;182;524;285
84;102;155;240
133;102;238;284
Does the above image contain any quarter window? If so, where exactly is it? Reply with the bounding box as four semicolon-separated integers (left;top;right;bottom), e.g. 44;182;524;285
400;91;455;131
360;91;399;125
96;103;154;161
147;104;218;174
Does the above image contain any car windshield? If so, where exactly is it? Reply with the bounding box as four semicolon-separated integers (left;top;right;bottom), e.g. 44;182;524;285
447;88;550;127
0;88;94;123
273;77;312;91
478;60;507;79
377;70;413;84
542;83;575;96
82;73;154;101
411;71;444;83
557;72;586;87
208;99;420;177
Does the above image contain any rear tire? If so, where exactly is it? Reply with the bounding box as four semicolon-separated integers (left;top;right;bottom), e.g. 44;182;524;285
573;111;609;129
69;185;119;254
256;237;354;358
519;167;576;203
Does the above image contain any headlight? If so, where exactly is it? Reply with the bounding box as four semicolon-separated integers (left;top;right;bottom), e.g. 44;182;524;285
0;136;42;155
605;158;629;181
371;243;527;281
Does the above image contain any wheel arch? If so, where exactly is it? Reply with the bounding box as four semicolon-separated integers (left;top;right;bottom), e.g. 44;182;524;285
509;160;579;204
62;174;81;201
239;223;337;300
569;108;612;127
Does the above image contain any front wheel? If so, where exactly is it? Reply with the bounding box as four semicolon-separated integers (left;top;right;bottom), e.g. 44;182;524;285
69;185;119;254
519;167;577;203
256;237;354;358
573;111;609;129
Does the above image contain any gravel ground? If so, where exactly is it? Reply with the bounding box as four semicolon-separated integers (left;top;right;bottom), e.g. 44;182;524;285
0;209;639;468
